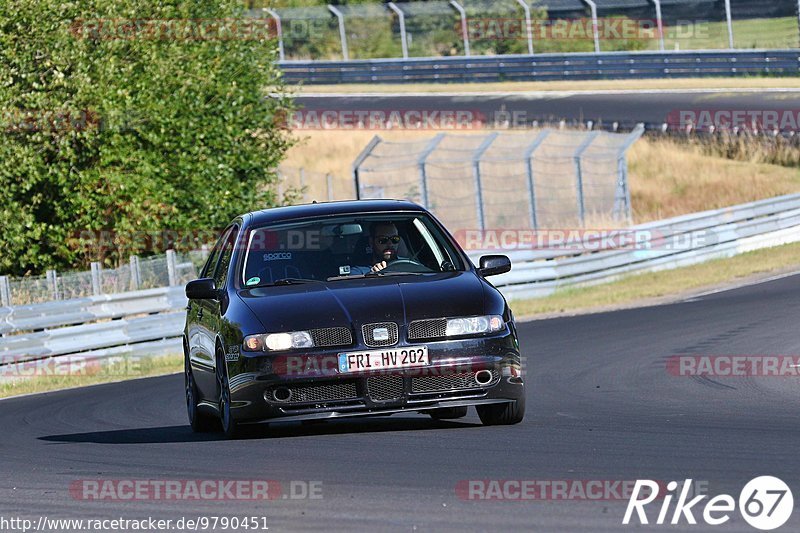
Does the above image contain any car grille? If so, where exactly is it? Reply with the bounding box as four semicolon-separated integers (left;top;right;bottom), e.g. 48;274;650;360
310;327;353;348
362;322;398;347
366;375;404;401
408;318;448;340
269;381;358;403
411;370;500;393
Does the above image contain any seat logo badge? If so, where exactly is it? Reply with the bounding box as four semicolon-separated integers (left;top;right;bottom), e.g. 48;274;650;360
373;327;390;341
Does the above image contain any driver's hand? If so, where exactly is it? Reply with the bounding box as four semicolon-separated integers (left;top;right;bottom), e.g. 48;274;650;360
370;261;387;272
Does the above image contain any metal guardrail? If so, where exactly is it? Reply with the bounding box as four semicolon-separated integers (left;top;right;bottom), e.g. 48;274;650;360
279;50;800;84
2;193;800;373
467;192;800;300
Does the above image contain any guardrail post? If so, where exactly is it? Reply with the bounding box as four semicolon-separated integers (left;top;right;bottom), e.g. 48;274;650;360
46;269;59;300
90;262;102;296
515;0;534;55
0;276;10;307
129;255;141;291
263;8;285;61
387;2;409;59
328;5;349;60
581;0;601;53
166;249;178;287
523;131;551;230
724;0;734;48
352;135;383;200
573;131;601;227
472;133;499;232
417;133;446;208
449;0;471;57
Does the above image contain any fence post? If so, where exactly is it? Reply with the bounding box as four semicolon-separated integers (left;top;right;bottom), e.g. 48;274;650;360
724;0;734;48
326;173;334;202
472;133;499;232
299;167;306;202
328;5;349;60
651;0;665;51
615;124;645;223
581;0;601;53
387;2;409;59
523;131;551;230
90;262;102;296
46;269;59;300
130;255;141;291
352;135;383;200
573;131;601;227
166;249;178;287
449;0;471;56
417;133;446;208
264;8;285;61
515;0;534;55
0;276;10;307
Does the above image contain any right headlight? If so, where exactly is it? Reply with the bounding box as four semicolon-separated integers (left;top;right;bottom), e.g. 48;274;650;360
445;315;504;337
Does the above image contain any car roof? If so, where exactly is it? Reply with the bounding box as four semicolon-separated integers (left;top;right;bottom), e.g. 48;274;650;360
242;199;428;227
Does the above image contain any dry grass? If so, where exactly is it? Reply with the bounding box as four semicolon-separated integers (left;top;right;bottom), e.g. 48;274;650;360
293;77;800;94
0;354;183;399
283;130;800;223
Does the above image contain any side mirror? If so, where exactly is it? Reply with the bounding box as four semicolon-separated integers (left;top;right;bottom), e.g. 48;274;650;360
478;255;511;277
185;278;219;300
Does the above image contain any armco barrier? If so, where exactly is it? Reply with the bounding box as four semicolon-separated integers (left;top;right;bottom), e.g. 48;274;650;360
279;50;800;84
2;193;800;374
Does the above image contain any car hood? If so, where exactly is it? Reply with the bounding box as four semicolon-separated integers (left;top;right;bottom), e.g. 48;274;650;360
238;272;486;332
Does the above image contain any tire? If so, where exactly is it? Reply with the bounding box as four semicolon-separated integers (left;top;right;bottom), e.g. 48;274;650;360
216;349;240;439
428;406;468;420
476;395;525;426
185;350;216;432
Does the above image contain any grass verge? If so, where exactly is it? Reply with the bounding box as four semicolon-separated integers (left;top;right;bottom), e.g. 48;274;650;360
510;240;800;319
0;353;183;399
292;77;800;94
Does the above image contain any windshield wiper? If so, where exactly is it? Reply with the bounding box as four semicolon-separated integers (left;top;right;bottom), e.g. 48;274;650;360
246;278;323;288
326;271;426;282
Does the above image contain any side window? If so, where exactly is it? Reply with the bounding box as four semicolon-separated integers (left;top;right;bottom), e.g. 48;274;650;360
201;227;232;278
213;226;239;289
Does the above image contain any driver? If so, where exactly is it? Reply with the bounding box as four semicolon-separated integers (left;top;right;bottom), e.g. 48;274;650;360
351;222;402;274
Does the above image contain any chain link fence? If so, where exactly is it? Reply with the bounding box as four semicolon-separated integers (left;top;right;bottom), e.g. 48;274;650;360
258;0;800;61
353;127;643;232
1;250;208;307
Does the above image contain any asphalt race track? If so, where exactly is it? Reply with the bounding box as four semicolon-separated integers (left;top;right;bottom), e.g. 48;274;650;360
2;274;799;532
296;90;800;130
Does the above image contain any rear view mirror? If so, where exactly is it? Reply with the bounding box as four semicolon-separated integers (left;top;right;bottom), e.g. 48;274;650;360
478;255;511;277
185;278;219;300
322;223;363;236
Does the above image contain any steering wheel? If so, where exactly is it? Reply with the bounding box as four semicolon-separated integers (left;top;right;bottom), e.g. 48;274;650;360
379;258;430;273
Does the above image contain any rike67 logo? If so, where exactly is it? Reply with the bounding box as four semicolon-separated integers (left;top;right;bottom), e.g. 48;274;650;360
623;477;794;530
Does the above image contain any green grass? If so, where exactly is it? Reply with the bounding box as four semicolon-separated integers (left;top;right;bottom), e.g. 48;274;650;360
510;240;800;318
0;354;183;399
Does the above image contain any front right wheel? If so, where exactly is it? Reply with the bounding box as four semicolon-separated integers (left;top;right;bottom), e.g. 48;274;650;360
476;395;525;426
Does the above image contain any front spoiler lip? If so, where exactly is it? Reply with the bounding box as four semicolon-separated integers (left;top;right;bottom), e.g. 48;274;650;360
238;398;513;425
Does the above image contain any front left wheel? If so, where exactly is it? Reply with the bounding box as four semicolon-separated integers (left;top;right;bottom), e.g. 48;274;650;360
216;349;240;439
185;351;216;432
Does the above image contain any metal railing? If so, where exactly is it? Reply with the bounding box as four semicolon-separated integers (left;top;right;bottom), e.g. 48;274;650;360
257;0;800;61
279;49;800;84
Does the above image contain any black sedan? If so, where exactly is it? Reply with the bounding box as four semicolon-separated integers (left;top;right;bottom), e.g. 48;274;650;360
183;200;525;437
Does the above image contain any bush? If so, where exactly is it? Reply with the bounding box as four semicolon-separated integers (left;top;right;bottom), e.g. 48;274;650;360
0;0;293;276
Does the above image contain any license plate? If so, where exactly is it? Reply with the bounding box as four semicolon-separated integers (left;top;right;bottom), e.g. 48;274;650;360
338;346;429;373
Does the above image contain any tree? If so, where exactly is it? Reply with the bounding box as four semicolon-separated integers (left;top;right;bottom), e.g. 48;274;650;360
0;0;293;275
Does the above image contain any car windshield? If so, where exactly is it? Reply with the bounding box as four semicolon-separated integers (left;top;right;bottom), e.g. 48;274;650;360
239;213;465;287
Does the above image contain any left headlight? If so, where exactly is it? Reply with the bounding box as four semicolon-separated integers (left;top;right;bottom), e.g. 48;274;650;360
445;315;504;337
243;331;314;352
